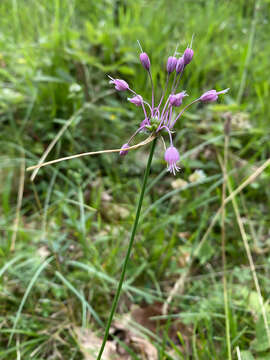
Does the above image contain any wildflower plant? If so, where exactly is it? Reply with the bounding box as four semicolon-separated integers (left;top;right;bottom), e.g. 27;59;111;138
27;40;229;360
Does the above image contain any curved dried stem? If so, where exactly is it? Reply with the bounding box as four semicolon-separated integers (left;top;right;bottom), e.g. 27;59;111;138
27;134;156;174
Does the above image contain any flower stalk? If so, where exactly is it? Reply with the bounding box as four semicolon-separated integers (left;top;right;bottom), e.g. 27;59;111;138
96;137;157;360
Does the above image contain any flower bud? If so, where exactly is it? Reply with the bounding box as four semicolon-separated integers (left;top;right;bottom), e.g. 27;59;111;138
183;47;194;65
140;52;150;70
128;95;143;106
166;56;177;73
175;56;184;73
109;77;129;91
200;88;229;103
119;143;129;156
169;91;188;107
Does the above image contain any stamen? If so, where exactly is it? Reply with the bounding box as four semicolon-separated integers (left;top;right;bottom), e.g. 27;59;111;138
170;99;199;128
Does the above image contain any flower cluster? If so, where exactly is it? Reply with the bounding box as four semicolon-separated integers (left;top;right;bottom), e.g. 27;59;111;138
109;43;229;175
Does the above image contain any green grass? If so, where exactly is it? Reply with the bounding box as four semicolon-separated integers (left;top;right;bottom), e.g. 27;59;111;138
1;0;270;358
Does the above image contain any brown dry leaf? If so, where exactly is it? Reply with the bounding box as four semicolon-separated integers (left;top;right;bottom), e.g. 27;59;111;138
74;301;191;360
111;317;158;360
130;303;192;353
74;327;120;360
131;303;162;333
130;336;158;360
74;322;157;360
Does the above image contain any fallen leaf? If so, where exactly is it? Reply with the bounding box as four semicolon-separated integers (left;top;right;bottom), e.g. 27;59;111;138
130;303;191;351
74;327;121;360
130;336;158;360
74;321;158;360
131;303;162;333
111;317;158;360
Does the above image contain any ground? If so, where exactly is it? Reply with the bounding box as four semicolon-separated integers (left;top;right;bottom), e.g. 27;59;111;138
1;0;270;359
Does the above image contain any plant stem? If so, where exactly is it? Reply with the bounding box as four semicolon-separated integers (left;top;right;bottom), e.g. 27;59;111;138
96;137;157;360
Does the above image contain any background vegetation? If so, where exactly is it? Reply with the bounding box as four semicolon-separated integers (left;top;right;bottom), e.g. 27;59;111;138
1;0;270;358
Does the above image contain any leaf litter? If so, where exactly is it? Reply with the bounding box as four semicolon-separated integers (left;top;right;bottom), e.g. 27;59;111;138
74;302;192;359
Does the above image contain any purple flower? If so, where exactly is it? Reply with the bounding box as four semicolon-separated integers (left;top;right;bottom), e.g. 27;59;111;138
200;88;230;102
120;143;129;156
140;52;150;70
108;42;229;175
176;56;184;73
183;47;194;66
167;56;177;73
164;146;180;175
109;77;129;91
169;91;188;107
128;95;143;106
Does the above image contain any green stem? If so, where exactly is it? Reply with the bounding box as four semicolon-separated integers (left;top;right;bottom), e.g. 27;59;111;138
97;137;157;360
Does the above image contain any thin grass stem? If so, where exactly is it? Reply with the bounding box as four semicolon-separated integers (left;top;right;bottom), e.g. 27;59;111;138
11;155;25;251
228;179;270;347
163;155;270;311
